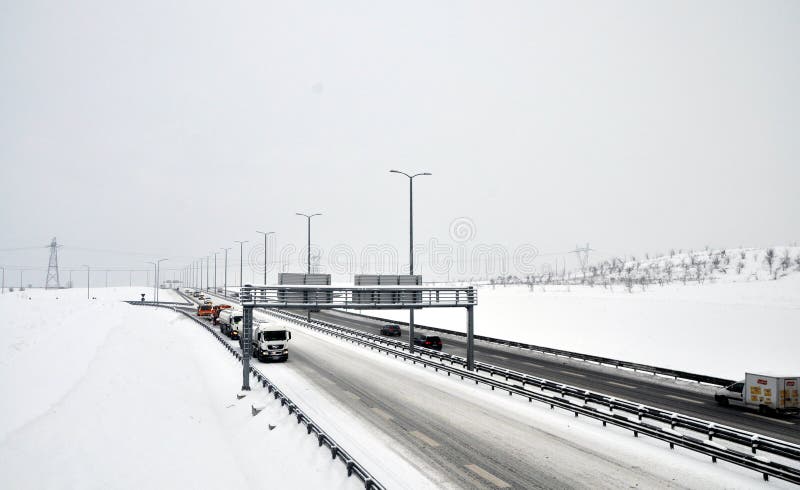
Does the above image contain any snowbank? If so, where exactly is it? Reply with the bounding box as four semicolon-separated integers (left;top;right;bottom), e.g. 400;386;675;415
0;287;361;490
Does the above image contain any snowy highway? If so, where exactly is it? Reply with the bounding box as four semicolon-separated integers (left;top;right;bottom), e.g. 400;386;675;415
179;298;790;488
312;309;800;445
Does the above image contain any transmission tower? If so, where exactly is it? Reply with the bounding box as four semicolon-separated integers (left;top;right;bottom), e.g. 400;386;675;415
572;243;593;272
45;237;61;289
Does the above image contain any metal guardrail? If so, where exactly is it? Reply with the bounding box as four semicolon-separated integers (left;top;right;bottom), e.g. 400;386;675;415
268;309;800;484
127;300;385;490
342;311;735;387
239;284;477;309
165;290;800;482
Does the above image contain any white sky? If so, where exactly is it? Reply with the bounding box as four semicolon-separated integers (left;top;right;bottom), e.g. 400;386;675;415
1;1;798;284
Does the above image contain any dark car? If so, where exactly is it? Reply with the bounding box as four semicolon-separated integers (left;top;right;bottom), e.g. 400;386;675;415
380;324;401;336
413;334;442;351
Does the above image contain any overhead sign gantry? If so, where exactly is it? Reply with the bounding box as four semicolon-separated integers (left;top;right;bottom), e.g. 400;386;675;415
237;280;477;390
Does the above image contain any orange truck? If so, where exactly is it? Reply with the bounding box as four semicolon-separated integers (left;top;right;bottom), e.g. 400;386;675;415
212;304;232;324
197;304;214;317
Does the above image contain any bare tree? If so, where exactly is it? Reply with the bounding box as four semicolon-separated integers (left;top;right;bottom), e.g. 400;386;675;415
764;248;776;273
780;249;791;271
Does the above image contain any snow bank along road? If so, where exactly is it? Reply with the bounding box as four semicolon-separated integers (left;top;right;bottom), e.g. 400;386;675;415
182;293;793;487
313;308;800;445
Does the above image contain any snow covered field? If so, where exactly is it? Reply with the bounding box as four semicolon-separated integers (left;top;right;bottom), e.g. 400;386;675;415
0;287;363;490
1;287;791;489
366;275;800;381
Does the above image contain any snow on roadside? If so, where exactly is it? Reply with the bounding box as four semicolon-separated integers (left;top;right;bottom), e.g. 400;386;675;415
363;276;800;380
0;287;362;490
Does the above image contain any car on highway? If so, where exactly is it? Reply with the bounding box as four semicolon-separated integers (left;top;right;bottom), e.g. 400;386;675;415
197;304;213;317
380;324;401;336
413;334;442;351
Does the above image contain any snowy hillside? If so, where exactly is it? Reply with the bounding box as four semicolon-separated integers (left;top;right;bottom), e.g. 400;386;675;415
594;246;800;286
468;245;800;289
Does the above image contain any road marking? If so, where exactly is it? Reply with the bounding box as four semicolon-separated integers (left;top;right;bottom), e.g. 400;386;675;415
341;390;360;401
526;362;544;368
606;381;637;389
488;354;509;360
370;407;393;421
665;394;705;405
744;413;796;425
559;370;586;378
409;430;440;447
464;464;511;488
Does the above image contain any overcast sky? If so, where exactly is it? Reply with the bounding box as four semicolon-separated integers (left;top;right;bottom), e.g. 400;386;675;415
1;1;798;285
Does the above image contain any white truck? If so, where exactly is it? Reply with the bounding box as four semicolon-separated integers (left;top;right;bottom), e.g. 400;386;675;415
715;373;799;416
243;321;291;362
218;308;243;340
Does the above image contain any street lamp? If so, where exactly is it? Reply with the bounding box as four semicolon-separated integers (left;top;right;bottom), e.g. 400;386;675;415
256;231;275;285
390;169;432;352
296;213;322;274
222;247;231;297
234;241;248;289
156;258;168;303
146;262;156;303
82;265;90;299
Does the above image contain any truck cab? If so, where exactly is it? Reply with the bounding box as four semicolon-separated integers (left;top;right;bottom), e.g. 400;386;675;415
247;321;291;362
715;381;745;407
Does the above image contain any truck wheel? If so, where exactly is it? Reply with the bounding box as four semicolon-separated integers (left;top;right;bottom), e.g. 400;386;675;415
715;395;729;407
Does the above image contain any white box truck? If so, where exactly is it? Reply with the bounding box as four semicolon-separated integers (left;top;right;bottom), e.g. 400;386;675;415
715;373;799;415
244;321;291;362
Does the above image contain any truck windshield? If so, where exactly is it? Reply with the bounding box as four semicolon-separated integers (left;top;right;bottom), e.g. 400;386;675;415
260;331;287;341
232;316;243;324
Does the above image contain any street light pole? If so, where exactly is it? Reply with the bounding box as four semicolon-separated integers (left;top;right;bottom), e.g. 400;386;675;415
146;262;156;302
296;213;321;274
156;258;167;304
222;247;231;298
83;265;90;299
390;169;431;353
234;241;248;289
213;252;217;293
256;231;274;284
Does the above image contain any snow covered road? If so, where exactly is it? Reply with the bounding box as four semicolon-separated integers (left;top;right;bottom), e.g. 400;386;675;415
257;317;790;488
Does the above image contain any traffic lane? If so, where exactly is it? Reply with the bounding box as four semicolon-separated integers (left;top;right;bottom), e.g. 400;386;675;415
187;305;799;444
272;327;742;489
314;310;800;443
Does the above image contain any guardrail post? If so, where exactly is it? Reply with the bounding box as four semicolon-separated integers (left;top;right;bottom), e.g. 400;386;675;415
466;305;475;371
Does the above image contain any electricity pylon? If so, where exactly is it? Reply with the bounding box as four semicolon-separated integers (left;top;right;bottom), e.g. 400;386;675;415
45;237;61;289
